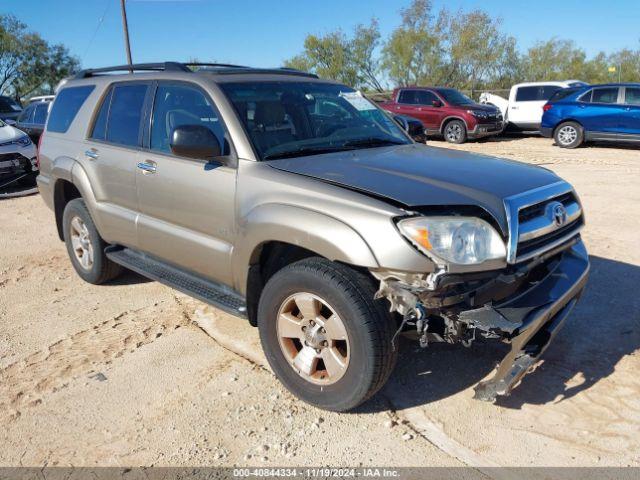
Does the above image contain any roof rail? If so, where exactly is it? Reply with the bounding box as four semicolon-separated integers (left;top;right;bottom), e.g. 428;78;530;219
74;62;190;79
73;62;319;79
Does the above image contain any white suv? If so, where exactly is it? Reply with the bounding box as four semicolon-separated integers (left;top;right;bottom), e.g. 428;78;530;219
0;118;38;196
480;80;587;131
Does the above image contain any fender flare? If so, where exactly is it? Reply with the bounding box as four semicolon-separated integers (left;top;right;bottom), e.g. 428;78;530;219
232;203;379;294
440;116;469;133
52;157;105;239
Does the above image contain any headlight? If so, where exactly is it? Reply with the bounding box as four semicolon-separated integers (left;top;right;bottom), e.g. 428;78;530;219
397;216;506;265
14;135;32;147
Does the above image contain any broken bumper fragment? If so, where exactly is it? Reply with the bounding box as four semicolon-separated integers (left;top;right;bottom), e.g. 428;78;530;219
467;240;590;401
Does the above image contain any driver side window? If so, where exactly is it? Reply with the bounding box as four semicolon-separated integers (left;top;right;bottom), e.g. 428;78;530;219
151;84;225;155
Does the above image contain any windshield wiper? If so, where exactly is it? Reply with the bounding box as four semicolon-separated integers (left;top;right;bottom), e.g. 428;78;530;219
341;137;406;148
263;145;352;160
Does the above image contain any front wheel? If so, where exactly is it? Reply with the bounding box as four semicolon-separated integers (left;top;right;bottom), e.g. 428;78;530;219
554;121;584;148
444;119;467;144
257;258;397;412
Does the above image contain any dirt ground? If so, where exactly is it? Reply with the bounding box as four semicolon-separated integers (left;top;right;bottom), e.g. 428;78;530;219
1;136;639;470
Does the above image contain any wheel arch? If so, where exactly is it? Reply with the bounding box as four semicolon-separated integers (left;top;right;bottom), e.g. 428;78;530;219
234;204;380;326
440;116;469;133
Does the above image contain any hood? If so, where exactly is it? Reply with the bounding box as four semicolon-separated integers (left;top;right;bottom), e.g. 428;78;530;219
267;144;561;233
462;103;499;113
0;124;25;143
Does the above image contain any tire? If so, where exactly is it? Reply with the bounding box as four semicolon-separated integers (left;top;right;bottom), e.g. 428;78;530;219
257;257;397;412
443;119;467;144
62;198;122;284
554;121;584;149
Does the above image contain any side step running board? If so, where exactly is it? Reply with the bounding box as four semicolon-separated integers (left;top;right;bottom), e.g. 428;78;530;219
105;246;247;319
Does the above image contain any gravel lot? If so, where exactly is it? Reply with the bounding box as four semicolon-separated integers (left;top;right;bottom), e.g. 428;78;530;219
0;136;638;469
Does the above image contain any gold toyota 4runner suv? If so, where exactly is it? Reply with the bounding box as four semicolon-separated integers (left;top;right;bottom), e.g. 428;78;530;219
37;62;589;411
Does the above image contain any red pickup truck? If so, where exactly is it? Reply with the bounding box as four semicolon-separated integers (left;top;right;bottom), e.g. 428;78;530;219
380;87;503;144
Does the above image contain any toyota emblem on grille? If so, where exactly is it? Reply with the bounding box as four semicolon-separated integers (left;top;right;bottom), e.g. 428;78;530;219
547;201;568;227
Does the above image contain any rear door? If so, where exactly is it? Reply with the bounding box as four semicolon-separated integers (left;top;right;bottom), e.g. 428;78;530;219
578;87;622;134
621;86;640;138
83;81;152;248
509;85;562;128
135;81;237;285
393;90;426;125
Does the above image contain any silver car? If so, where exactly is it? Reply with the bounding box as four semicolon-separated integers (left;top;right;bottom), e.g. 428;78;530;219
37;63;589;411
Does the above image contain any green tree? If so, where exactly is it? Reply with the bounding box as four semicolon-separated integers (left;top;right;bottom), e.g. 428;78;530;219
381;0;445;86
0;14;79;100
284;20;384;91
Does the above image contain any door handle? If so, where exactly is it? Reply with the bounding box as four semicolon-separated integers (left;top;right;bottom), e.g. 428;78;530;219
510;106;518;110
85;149;99;160
137;160;157;174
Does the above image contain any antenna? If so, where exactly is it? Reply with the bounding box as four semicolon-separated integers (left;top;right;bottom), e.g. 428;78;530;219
120;0;133;73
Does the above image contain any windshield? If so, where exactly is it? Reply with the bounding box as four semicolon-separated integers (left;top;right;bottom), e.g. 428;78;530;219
436;88;475;106
221;81;411;160
0;97;22;114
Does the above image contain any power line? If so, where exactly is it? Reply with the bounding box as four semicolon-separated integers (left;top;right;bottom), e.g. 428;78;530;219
81;0;112;64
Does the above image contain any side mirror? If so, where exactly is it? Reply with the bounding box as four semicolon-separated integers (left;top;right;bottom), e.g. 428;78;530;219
431;100;443;108
170;124;222;160
394;115;426;142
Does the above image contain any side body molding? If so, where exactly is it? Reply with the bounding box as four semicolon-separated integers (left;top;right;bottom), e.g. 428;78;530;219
232;203;380;294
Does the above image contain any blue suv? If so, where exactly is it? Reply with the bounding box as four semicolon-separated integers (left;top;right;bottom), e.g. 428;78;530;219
541;83;640;148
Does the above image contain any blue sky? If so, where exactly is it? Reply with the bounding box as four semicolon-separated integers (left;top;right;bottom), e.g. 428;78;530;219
4;0;640;69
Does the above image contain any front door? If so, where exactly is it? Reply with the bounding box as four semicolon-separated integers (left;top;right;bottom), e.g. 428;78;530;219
579;87;623;134
135;81;237;285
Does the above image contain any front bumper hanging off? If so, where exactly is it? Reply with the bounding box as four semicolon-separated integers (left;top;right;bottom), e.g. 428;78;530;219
463;240;590;401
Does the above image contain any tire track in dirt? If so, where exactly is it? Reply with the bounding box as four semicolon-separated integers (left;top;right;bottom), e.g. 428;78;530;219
0;302;190;423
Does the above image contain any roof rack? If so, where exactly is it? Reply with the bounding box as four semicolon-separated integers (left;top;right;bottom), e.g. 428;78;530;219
74;62;189;79
73;62;318;79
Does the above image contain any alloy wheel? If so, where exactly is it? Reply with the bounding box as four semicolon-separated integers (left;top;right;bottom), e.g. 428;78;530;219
557;125;578;146
276;292;350;385
445;123;463;142
69;216;94;270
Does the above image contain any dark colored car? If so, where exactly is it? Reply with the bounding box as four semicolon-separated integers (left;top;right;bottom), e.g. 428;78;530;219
0;95;23;122
381;87;503;143
541;83;640;148
16;99;51;144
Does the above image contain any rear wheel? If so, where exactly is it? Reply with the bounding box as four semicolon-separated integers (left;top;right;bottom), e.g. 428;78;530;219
63;198;122;284
257;258;397;412
444;119;467;144
554;121;584;148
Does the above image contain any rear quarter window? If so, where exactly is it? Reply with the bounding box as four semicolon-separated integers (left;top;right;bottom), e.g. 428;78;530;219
515;85;562;102
47;85;95;133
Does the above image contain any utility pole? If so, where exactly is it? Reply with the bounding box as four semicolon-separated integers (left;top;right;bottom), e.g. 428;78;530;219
120;0;133;72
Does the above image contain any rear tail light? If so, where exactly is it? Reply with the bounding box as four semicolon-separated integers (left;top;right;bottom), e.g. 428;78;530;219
543;104;553;112
36;133;43;169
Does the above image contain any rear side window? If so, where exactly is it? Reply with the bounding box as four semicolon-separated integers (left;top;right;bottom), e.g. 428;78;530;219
33;103;49;124
591;87;619;104
47;86;95;133
624;87;640;105
18;104;35;123
107;84;148;146
515;85;561;102
548;88;580;102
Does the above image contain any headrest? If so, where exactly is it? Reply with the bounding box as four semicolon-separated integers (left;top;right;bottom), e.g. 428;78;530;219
254;101;286;126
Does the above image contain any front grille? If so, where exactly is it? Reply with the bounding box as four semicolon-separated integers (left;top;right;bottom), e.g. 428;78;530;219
0;153;31;177
508;184;584;263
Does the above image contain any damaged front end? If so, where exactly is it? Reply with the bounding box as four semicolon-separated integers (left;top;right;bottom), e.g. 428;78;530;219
372;237;590;402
